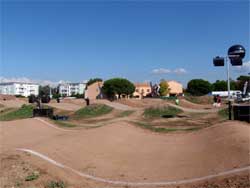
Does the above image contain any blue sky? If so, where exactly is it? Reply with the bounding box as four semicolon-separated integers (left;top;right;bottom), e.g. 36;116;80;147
1;0;249;86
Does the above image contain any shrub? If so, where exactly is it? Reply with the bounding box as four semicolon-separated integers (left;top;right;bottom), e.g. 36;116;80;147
46;181;66;188
159;80;170;96
25;172;39;181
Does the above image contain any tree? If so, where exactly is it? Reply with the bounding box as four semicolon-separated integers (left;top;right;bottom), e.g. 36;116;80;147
87;78;103;86
212;80;237;91
159;80;170;96
39;85;51;97
212;80;227;91
235;75;250;91
187;79;212;96
102;78;135;99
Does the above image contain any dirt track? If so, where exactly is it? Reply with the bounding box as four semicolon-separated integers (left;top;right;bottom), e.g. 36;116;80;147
1;118;249;186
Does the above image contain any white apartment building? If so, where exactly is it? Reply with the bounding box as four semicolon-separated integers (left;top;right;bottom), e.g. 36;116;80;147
0;82;39;97
58;82;86;96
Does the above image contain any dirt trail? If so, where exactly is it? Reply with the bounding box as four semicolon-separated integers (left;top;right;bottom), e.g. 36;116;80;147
94;99;138;110
1;118;249;183
47;102;83;111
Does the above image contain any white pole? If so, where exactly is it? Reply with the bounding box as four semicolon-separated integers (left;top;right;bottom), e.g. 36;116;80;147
226;57;230;100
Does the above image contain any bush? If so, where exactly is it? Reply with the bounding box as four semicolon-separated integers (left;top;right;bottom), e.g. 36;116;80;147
187;79;212;96
25;172;39;181
46;181;66;188
159;80;170;96
70;93;84;98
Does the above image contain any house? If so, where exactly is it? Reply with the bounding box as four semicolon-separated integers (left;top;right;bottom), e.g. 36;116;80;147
84;81;103;100
165;80;183;96
58;82;87;96
133;83;152;99
0;82;39;97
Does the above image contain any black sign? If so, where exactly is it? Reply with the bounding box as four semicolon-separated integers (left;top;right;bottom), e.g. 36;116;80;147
213;56;225;66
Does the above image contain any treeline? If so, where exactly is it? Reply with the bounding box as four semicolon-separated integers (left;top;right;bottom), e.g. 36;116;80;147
186;75;250;96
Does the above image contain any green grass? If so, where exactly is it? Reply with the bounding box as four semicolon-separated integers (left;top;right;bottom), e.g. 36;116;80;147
45;180;66;188
25;172;39;181
74;104;113;119
117;110;134;117
0;104;33;121
143;106;183;118
0;107;15;115
132;121;201;133
53;120;103;129
218;108;230;119
53;120;77;128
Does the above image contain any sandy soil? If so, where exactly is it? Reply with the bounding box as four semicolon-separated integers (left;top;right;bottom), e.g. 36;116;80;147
1;118;249;187
0;99;27;108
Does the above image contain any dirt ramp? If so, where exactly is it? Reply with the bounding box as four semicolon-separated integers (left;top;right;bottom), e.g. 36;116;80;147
180;99;213;109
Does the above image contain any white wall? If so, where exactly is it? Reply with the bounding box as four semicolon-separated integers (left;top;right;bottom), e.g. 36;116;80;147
0;83;39;97
58;82;86;96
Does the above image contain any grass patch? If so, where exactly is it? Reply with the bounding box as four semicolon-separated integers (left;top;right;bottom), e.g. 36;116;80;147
0;104;33;121
218;108;230;119
117;110;134;117
74;104;113;119
52;119;103;129
45;180;66;188
143;106;183;118
132;121;201;133
25;172;39;181
53;120;77;128
0;107;15;115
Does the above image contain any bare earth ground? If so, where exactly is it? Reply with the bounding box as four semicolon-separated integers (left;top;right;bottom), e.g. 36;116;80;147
1;118;249;187
1;98;250;187
0;98;27;109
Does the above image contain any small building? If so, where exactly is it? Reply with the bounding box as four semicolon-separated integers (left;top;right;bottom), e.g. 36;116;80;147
84;81;103;100
0;82;39;97
166;80;183;96
133;83;152;99
58;82;87;97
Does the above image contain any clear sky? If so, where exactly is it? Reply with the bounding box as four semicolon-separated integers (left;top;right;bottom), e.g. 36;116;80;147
1;0;249;86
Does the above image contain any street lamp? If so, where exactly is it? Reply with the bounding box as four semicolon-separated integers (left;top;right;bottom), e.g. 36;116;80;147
213;44;246;120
